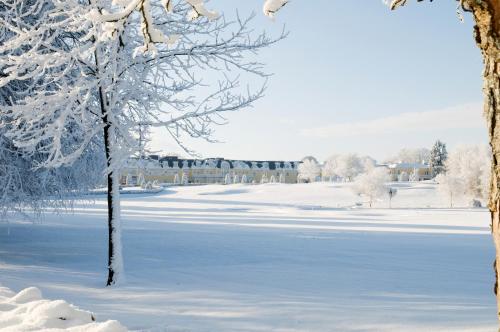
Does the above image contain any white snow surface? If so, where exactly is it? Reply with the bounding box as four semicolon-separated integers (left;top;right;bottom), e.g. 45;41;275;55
0;182;496;331
0;286;126;331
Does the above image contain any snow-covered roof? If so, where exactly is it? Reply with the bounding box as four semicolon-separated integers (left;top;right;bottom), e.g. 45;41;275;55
388;162;430;169
147;156;300;170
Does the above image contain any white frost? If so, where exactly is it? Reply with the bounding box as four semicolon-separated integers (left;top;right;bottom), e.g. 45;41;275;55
0;286;127;331
263;0;288;19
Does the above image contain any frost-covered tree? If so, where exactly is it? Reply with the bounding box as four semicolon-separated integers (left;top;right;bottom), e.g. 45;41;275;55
435;173;463;208
387;0;500;314
322;154;339;182
445;145;490;201
233;174;240;184
334;154;363;182
0;1;105;218
389;148;430;164
323;154;374;182
241;174;248;184
173;173;180;185
352;168;389;208
298;157;320;183
360;156;376;172
430;140;448;176
269;175;276;183
181;173;189;185
279;173;285;184
224;173;232;185
0;131;105;219
1;0;286;285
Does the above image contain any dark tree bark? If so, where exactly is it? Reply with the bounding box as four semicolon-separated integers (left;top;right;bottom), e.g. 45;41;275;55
98;86;122;287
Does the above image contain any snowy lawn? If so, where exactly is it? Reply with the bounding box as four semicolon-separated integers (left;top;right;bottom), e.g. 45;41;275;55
0;182;496;331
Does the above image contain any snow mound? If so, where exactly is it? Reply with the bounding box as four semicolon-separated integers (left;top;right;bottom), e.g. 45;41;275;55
0;286;127;332
11;287;42;304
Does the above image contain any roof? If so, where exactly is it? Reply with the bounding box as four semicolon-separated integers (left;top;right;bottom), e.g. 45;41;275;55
155;156;300;170
388;162;430;169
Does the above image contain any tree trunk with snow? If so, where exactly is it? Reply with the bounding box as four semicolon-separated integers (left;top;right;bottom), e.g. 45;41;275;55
466;0;500;321
103;122;123;286
99;84;123;286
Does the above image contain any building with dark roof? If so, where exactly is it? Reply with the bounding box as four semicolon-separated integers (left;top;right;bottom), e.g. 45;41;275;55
121;156;301;185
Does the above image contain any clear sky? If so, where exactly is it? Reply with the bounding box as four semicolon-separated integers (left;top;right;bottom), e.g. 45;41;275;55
150;0;487;163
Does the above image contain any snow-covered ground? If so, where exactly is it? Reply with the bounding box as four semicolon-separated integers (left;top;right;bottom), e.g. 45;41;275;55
0;182;496;331
0;286;126;331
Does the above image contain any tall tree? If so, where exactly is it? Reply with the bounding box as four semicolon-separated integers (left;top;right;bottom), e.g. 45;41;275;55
389;0;500;321
430;140;448;176
1;0;286;285
0;0;105;218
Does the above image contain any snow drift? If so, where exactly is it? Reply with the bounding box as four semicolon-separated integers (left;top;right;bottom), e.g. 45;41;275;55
0;286;127;331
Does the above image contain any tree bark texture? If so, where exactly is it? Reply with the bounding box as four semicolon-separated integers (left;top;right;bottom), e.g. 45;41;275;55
466;0;500;321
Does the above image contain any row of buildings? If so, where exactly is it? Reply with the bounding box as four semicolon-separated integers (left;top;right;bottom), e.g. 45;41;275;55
386;162;433;182
120;156;301;186
120;155;433;186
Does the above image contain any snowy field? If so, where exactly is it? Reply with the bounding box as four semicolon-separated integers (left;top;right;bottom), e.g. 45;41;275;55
0;182;497;331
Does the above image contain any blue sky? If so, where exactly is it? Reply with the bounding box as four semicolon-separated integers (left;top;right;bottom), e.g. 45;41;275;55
150;0;487;162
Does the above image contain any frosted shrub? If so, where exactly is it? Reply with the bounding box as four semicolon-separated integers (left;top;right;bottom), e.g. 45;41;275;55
181;173;189;185
298;158;320;183
352;168;389;208
435;173;463;208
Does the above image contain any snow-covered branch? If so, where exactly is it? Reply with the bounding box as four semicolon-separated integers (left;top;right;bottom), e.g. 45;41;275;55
385;0;467;21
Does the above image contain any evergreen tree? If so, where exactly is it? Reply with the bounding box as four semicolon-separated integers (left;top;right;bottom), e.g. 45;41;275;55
430;140;448;176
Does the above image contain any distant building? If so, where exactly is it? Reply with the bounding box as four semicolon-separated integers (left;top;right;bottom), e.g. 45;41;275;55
121;156;300;185
386;162;433;182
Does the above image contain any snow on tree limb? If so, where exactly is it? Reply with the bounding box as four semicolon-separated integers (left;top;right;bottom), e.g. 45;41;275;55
386;0;466;22
2;0;285;166
89;0;287;55
263;0;288;19
185;0;219;21
1;0;286;285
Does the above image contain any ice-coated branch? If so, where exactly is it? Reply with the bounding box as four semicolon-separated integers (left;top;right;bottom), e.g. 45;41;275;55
386;0;468;21
2;0;285;167
90;0;287;55
263;0;288;19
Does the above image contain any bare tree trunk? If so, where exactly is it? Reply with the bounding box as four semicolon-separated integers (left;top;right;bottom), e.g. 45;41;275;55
99;84;123;286
466;0;500;321
103;120;123;286
90;0;124;286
